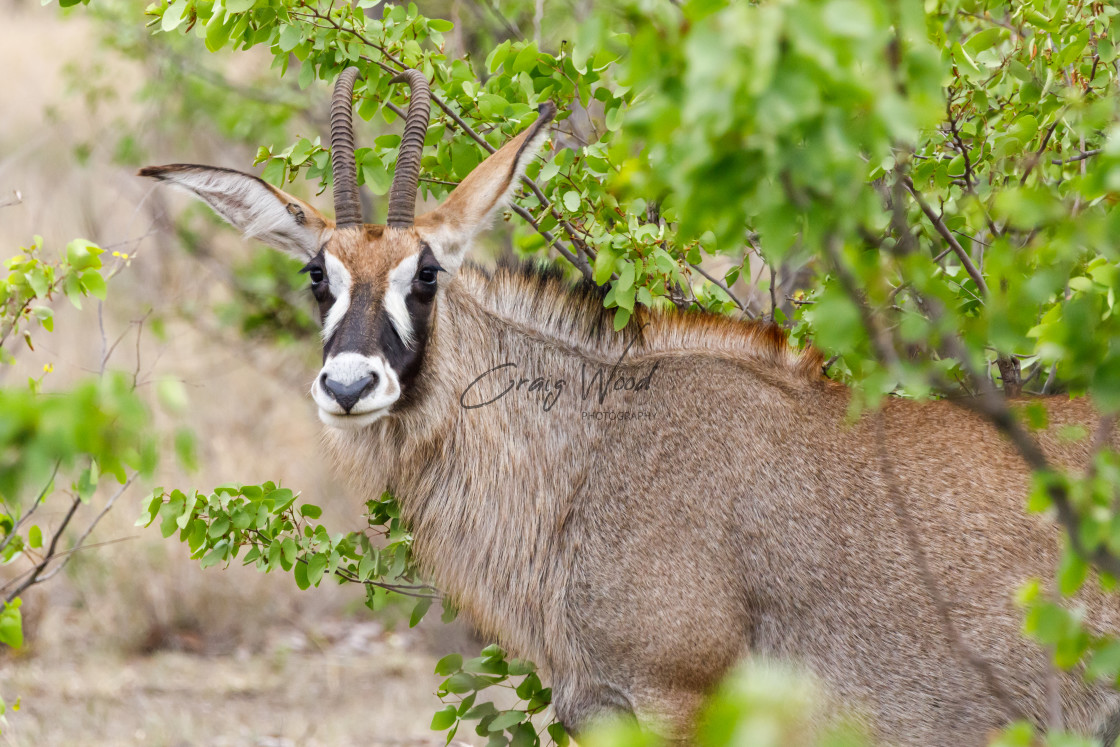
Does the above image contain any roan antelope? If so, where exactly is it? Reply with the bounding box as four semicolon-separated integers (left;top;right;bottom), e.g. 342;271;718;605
142;67;1120;744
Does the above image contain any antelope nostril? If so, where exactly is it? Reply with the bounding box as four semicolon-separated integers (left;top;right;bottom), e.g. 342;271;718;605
321;375;376;413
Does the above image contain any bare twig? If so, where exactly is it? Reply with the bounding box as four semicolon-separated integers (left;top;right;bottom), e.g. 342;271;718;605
4;496;82;602
823;236;899;367
689;263;752;317
475;0;524;40
1051;149;1101;166
945;94;974;192
768;264;779;321
0;461;61;557
1020;119;1061;186
903;177;989;296
36;476;138;585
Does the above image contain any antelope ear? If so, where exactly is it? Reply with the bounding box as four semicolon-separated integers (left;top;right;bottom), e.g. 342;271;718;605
139;164;332;258
414;102;557;273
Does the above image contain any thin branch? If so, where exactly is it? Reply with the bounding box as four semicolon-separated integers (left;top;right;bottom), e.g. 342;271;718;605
509;204;585;273
945;94;974;192
903;176;989;296
419;177;461;187
4;496;82;602
768;264;779;321
1020;118;1061;186
823;235;899;368
1042;362;1058;394
0;461;61;557
475;0;524;40
1051;149;1101;165
689;263;752;317
332;566;441;599
36;476;137;585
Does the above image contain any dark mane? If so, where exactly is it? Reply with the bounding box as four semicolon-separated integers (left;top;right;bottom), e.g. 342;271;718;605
459;258;826;381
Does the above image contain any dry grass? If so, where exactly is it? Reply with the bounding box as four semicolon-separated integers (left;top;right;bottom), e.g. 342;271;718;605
0;2;487;743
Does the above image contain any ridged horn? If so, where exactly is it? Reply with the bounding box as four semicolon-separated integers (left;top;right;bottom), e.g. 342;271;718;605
386;69;432;229
330;66;363;228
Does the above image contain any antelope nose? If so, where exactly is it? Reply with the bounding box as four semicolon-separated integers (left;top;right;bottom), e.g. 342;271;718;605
320;374;377;413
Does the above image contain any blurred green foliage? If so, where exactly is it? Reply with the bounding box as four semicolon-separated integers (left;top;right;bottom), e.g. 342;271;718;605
0;236;159;727
216;247;319;343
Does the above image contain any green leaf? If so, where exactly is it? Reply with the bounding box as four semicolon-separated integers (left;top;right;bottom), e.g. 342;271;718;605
306;553;328;586
361;153;392;196
952;43;982;80
512;42;539;75
487;710;526;732
514;672;541;700
441;672;481;694
66;239;103;271
161;0;188;32
431;705;457;731
410;597;432;627
463;702;499;721
80;271;107;301
507;658;535;676
487;40;512;73
435;653;463;676
562;191;581;212
593;246;617;285
277;24;302;53
300;504;322;520
200;540;229;569
1057;548;1089;596
0;600;24;649
547;723;570;746
204;13;230;52
261;158;286;186
293;558;310;590
964;27;1005;57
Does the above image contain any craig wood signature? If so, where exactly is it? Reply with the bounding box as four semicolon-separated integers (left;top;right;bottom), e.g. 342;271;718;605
459;330;659;412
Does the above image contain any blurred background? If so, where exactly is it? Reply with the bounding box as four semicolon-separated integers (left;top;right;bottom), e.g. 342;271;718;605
0;0;515;743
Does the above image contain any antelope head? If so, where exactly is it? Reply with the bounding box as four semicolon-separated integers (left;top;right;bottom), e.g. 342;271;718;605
141;67;556;429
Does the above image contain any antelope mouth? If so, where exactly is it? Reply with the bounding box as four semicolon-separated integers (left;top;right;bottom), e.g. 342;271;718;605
310;352;402;430
316;407;390;430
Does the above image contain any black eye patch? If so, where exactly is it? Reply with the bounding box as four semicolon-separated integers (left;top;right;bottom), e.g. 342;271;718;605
299;251;333;308
411;243;444;301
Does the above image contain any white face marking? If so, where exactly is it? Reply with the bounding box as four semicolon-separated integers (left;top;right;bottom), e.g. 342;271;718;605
311;351;402;430
385;252;419;349
320;251;352;344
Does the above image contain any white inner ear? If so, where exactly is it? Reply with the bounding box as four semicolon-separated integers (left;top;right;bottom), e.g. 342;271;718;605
385;253;419;349
160;168;321;258
421;230;466;277
321;251;352;343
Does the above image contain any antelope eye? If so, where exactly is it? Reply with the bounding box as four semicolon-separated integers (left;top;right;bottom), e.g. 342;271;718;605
417;266;439;285
308;266;325;284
